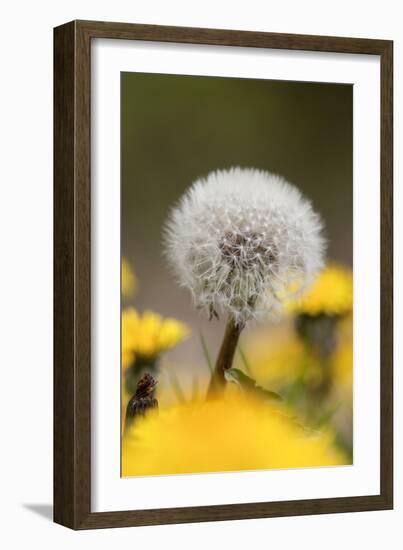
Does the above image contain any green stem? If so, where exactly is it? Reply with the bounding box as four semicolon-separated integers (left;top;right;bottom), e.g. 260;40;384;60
207;317;244;399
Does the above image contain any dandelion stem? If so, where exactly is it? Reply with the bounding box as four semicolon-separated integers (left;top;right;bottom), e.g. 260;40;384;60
207;317;244;398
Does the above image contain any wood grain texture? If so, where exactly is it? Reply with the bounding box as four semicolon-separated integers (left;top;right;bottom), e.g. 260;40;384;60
73;19;391;54
54;21;76;528
54;20;393;530
54;21;91;529
380;41;393;506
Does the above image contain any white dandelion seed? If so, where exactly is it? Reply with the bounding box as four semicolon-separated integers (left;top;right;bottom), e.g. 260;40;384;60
164;167;326;327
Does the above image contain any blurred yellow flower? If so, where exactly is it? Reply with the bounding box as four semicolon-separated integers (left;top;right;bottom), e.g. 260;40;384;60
333;342;352;386
122;392;347;476
287;263;353;316
242;317;353;399
121;348;135;372
122;258;137;298
122;307;189;363
243;324;307;386
330;314;353;395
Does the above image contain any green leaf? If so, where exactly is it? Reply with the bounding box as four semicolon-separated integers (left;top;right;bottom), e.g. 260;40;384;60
200;332;214;375
224;368;282;402
313;402;341;429
168;370;186;404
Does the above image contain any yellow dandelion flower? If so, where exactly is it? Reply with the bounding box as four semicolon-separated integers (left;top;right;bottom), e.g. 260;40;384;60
122;258;137;298
122;307;189;361
287;263;353;316
122;392;348;476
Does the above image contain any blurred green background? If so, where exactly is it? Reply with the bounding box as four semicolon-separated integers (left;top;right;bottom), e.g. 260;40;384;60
121;72;352;384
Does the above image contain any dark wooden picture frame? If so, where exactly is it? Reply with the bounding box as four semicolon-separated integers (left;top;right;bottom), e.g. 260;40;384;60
54;20;393;530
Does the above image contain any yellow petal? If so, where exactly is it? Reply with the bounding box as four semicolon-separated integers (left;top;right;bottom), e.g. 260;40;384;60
122;393;348;476
121;308;189;358
157;319;189;351
287;263;353;316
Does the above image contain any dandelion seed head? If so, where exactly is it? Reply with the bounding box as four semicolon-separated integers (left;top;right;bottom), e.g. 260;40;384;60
163;168;326;324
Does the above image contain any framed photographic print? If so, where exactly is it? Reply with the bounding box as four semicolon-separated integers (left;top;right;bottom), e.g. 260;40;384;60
54;20;393;529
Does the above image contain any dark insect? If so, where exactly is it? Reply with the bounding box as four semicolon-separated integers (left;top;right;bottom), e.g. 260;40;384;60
125;372;158;431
